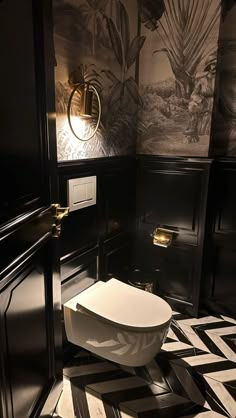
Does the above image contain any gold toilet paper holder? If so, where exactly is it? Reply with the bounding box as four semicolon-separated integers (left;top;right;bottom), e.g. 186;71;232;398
151;227;177;248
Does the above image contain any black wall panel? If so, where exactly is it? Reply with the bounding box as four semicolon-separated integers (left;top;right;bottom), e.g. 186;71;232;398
58;156;236;319
60;247;98;285
202;159;236;318
58;157;135;359
212;247;236;299
102;235;133;280
139;170;200;233
215;166;236;233
135;156;211;316
58;157;135;299
61;249;97;361
59;206;98;258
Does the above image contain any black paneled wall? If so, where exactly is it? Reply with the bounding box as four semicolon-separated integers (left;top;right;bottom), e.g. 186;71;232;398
58;157;135;358
58;155;236;325
135;156;211;317
201;159;236;318
58;157;135;300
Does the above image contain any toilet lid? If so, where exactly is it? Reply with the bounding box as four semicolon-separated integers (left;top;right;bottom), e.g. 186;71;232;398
75;278;172;330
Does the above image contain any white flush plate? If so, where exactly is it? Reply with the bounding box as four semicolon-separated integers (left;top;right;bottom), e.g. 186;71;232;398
67;176;97;211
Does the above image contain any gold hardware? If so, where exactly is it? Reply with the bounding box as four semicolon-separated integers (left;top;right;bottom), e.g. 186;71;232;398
67;81;102;141
144;282;153;293
51;203;69;238
52;223;62;238
128;280;154;293
151;227;176;248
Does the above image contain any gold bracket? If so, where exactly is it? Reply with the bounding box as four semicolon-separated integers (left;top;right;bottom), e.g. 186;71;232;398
151;227;177;248
51;203;70;238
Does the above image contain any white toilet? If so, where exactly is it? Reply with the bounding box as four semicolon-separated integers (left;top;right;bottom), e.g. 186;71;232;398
63;278;172;367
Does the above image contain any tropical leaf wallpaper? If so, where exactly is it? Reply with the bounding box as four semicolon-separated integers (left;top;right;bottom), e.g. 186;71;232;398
53;0;141;160
211;2;236;156
53;0;236;160
137;0;222;157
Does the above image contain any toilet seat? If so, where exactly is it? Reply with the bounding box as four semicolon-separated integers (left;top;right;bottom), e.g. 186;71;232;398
64;278;172;366
74;278;172;331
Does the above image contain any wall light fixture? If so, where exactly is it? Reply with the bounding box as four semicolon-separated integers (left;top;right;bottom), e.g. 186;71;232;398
67;81;101;141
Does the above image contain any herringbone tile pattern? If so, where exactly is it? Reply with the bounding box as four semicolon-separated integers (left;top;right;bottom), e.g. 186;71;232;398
55;313;236;417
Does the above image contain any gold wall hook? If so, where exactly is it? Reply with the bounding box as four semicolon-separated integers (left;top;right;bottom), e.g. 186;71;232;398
151;227;176;248
51;203;69;238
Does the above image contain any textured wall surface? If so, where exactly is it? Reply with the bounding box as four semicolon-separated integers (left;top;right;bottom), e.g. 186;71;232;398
53;1;236;160
137;0;221;157
211;3;236;156
53;0;140;160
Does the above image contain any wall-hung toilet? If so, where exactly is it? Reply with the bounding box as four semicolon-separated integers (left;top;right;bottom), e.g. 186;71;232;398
64;278;172;367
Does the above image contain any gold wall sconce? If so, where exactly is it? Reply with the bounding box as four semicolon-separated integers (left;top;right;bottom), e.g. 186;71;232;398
151;227;177;248
67;81;101;141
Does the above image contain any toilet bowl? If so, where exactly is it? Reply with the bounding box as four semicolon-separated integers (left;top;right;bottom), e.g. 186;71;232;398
63;278;172;367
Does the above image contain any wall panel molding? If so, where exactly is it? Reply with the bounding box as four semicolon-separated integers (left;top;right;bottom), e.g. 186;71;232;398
202;158;236;318
58;156;136;305
136;155;211;316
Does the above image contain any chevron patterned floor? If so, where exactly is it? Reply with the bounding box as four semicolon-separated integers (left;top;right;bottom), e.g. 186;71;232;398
54;313;236;418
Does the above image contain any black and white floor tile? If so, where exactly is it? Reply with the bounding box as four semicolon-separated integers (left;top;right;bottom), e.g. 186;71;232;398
54;313;236;418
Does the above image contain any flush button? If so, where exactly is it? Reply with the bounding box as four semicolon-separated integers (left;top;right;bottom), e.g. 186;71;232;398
67;176;97;211
73;184;86;204
86;182;94;200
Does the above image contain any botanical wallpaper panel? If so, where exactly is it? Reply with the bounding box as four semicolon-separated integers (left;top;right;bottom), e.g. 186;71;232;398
211;1;236;156
53;0;141;160
136;0;222;157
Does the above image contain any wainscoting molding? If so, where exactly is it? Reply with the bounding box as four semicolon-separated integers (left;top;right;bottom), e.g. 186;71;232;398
58;157;136;295
58;157;136;359
58;155;236;327
201;159;236;318
135;156;212;316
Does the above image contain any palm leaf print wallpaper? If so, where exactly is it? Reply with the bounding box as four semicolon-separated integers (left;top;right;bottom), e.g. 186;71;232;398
211;0;236;156
53;0;236;160
137;0;221;156
53;0;140;160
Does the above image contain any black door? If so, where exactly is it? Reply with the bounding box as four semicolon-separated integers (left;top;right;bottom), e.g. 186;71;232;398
0;1;62;417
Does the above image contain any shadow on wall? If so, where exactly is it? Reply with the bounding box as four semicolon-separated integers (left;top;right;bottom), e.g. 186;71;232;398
53;0;143;160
